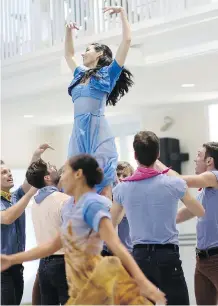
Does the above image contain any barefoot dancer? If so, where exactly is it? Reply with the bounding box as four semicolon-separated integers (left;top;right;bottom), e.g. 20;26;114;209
65;6;133;199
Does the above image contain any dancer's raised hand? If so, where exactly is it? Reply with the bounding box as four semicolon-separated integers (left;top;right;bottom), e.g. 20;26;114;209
66;21;79;30
103;6;124;15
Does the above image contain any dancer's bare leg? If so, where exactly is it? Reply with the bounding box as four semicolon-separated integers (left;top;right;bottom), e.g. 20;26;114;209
101;185;112;200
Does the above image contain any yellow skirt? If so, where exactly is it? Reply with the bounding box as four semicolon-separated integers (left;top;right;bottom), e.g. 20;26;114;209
63;226;152;305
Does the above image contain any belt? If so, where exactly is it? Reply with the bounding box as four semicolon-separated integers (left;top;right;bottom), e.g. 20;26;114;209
133;244;179;251
74;113;104;119
43;254;64;261
196;247;218;259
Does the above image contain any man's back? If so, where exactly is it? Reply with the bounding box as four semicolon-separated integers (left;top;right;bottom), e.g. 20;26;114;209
113;174;187;245
32;189;69;254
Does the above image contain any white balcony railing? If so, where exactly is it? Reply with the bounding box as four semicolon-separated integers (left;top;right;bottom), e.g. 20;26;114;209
1;0;217;61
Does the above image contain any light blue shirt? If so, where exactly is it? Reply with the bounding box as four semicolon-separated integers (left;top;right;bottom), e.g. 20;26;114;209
0;187;25;255
197;170;218;250
113;175;187;246
118;215;132;253
61;192;111;251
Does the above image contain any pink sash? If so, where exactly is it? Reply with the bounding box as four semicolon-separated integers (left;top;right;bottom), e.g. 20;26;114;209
122;167;170;182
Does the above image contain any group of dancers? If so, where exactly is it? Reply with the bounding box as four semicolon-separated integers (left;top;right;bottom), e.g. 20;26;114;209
1;5;218;305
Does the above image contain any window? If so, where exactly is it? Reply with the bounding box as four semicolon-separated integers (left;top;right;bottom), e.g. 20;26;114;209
115;137;121;160
208;104;218;141
115;134;138;169
127;135;137;169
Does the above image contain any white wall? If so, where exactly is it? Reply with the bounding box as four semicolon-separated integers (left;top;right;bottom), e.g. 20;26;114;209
208;103;218;141
1;124;52;168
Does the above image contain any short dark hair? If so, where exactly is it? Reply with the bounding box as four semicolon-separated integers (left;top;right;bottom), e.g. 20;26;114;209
26;159;49;189
203;142;218;170
133;131;160;166
117;161;134;178
68;154;103;188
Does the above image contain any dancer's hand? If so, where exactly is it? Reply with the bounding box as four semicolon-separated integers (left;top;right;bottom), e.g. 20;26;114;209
140;281;166;305
103;6;124;15
32;143;54;160
1;255;12;272
66;21;79;30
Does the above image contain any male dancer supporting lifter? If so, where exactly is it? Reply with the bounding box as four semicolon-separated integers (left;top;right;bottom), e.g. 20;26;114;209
26;159;70;305
111;131;205;305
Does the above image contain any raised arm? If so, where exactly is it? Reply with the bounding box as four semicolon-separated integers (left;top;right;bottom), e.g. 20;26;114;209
22;143;54;193
1;234;62;272
65;22;79;73
0;187;37;225
182;172;218;188
155;160;179;176
103;7;131;66
155;160;204;217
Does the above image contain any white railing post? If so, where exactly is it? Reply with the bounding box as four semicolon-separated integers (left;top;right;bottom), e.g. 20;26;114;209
3;0;9;59
0;0;3;59
1;0;216;60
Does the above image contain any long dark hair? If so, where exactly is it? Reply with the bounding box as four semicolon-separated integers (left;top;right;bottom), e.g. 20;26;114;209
76;43;134;106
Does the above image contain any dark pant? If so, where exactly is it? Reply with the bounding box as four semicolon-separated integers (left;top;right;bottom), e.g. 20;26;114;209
1;264;24;305
133;244;190;305
32;271;41;305
39;255;69;305
195;254;218;305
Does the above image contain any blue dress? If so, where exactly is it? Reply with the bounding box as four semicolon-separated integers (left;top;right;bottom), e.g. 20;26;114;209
68;59;123;194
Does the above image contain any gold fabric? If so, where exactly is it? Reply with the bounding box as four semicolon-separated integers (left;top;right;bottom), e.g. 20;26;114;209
62;224;152;305
0;190;11;202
